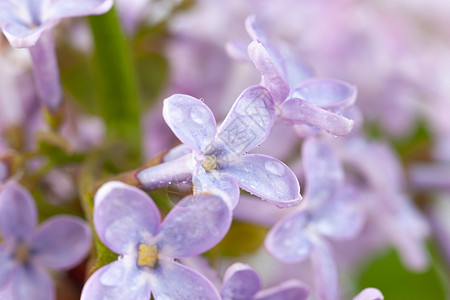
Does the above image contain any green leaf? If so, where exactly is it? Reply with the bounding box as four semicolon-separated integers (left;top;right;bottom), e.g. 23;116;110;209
207;221;269;258
88;6;141;160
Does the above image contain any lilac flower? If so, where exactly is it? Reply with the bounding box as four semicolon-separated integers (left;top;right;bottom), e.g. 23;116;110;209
221;262;309;300
137;86;302;209
336;138;430;270
0;181;92;300
0;0;113;111
245;16;357;136
265;137;365;300
81;181;232;300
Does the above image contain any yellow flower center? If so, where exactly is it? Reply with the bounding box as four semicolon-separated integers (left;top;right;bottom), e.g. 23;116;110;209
137;244;158;267
202;155;217;172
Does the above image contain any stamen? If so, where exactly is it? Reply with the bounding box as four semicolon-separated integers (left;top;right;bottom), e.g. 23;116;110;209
202;155;217;172
14;243;31;263
137;244;158;267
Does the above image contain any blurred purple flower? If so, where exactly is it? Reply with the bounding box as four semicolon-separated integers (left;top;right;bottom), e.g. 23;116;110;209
0;181;92;300
81;181;232;300
0;0;113;111
221;262;309;300
409;163;450;192
245;16;357;136
137;86;302;209
336;138;430;270
265;137;365;300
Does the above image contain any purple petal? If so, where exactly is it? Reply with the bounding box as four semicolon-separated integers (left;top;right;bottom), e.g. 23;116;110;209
222;154;301;207
255;280;310;300
280;97;354;136
1;21;50;48
314;186;365;240
137;153;195;189
353;288;384;300
94;181;161;254
81;259;150;300
0;1;15;24
216;86;275;155
245;15;267;43
163;144;193;162
193;170;240;209
265;210;313;263
302;138;343;208
158;193;232;258
46;0;113;20
310;239;338;300
290;78;357;111
163;94;217;153
30;216;91;270
245;16;314;89
248;41;290;105
11;265;55;300
221;263;261;299
0;248;15;288
29;31;62;111
282;49;315;89
149;261;221;300
0;182;37;240
384;195;429;270
409;163;450;191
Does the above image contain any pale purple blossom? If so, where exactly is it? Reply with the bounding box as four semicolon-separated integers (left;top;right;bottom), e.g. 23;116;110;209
81;181;232;300
245;16;357;136
335;138;430;270
265;137;365;300
0;181;92;300
0;0;113;111
137;86;302;209
221;262;309;300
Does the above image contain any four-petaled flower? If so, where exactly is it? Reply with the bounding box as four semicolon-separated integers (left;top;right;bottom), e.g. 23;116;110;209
0;181;92;300
137;86;302;209
265;137;365;300
81;181;232;300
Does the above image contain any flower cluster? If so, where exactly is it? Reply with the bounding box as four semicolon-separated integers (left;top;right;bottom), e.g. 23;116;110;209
1;0;450;299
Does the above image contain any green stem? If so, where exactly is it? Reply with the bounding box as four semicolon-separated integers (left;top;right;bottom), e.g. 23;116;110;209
88;7;141;161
